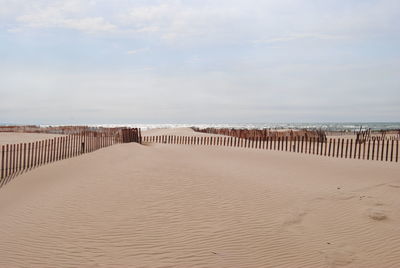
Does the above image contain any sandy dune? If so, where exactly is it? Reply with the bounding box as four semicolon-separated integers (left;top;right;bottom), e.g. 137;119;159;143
0;132;64;146
0;130;400;267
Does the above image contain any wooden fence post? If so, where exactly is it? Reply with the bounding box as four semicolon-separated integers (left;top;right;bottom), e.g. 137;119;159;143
5;144;9;177
299;136;303;153
296;137;300;152
13;144;17;173
60;136;64;159
320;139;324;155
18;143;22;172
61;137;66;159
11;144;15;174
34;141;39;167
29;142;33;167
14;144;18;173
57;137;64;161
51;137;57;162
311;137;314;154
381;139;385;161
30;142;34;167
391;139;394;162
55;137;58;161
354;140;358;159
81;136;85;154
37;141;41;166
74;135;78;157
1;145;4;180
386;139;389;161
23;143;27;169
349;139;353;159
327;138;331;157
371;139;375;161
26;143;31;169
40;140;44;165
52;138;56;161
285;136;288;152
14;144;17;173
17;144;20;173
362;140;366;160
43;140;47;164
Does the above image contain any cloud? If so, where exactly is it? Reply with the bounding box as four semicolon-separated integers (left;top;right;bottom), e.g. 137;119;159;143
117;2;243;41
126;48;149;55
3;0;400;41
17;11;116;33
8;0;115;33
253;33;349;44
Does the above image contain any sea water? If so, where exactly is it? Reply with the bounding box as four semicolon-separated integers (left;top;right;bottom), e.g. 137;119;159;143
90;122;400;132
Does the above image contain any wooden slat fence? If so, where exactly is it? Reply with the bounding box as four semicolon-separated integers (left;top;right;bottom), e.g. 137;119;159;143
142;135;399;163
0;127;141;188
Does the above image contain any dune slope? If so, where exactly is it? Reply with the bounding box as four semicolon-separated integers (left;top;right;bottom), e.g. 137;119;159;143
0;142;399;268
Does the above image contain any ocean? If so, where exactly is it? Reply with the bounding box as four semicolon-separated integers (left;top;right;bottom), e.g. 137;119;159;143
90;122;400;132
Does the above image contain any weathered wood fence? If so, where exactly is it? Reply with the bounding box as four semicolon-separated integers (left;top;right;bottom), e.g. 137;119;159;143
0;127;141;188
142;135;399;163
192;127;328;141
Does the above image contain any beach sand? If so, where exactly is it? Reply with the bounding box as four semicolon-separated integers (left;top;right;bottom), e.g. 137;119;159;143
0;129;399;267
0;132;64;146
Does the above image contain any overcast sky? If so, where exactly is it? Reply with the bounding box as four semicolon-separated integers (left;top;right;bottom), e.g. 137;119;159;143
0;0;399;124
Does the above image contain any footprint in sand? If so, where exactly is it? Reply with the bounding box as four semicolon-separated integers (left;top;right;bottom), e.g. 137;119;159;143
282;208;308;233
322;245;355;268
367;208;388;221
388;184;400;189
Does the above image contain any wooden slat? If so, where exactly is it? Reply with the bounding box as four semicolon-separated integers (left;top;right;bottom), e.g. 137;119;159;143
362;141;366;160
34;141;38;167
297;136;300;152
23;143;27;169
27;143;31;169
390;139;394;162
328;138;332;157
312;137;315;154
386;139;389;161
11;144;15;174
1;145;4;180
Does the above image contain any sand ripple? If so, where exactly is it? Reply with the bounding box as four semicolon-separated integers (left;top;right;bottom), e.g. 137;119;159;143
0;143;400;267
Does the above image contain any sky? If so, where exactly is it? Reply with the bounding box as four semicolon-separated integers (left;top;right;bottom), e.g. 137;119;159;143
0;0;399;124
